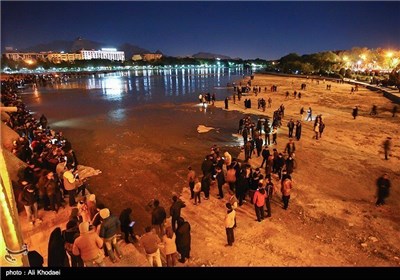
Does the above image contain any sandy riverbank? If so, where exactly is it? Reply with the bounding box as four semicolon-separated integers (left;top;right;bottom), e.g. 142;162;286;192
177;73;399;266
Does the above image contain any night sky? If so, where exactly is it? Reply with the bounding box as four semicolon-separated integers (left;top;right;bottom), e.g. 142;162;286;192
1;1;399;59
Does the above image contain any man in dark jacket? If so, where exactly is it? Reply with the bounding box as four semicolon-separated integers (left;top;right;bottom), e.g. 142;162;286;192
287;119;295;138
151;199;166;237
119;208;137;243
176;217;191;263
295;120;302;141
215;166;225;199
260;146;270;168
255;135;264;157
170;196;186;232
19;182;42;226
99;208;122;263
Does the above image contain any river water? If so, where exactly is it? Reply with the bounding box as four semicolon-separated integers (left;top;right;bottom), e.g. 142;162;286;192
21;67;248;232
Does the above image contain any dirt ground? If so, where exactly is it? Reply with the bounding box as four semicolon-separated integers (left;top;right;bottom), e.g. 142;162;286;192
177;74;400;267
12;73;399;267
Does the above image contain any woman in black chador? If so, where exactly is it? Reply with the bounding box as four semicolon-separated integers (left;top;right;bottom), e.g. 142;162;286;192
48;227;70;267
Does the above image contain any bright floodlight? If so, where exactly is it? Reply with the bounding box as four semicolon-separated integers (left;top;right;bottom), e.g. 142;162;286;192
386;51;393;58
102;48;117;52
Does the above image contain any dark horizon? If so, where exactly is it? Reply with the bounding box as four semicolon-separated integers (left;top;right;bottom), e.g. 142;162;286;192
1;1;399;60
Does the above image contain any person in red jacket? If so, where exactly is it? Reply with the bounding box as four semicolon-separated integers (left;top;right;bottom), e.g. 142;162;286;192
281;177;293;210
253;184;267;222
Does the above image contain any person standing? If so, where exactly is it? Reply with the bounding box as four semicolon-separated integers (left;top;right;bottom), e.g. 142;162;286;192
193;178;202;205
383;137;392;160
272;126;278;145
215;166;225;199
62;220;84;267
253;185;266;222
224;97;229;109
48;227;70;267
99;208;123;263
300;107;304;120
63;170;77;207
224;203;236;246
170;196;186;232
162;226;177;267
287;119;295;138
260;146;270;168
255;135;263;157
281;177;293;210
151;199;167;237
352;106;358;119
295;120;302;141
119;208;138;244
264;120;271;146
284;138;296;156
18;182;42;226
175;217;191;263
265;178;275;217
72;222;105;267
139;226;162;267
392;105;398;117
376;173;391;206
187;167;196;199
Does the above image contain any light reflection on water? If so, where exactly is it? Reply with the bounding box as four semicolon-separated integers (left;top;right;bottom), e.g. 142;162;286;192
82;67;244;101
23;68;247;123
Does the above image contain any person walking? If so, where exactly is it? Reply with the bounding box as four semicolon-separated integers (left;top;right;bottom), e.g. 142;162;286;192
306;107;312;121
383;137;392;160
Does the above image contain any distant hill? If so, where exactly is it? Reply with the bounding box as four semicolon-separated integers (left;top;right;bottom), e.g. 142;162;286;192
192;52;231;60
70;37;102;52
119;43;150;59
20;40;72;52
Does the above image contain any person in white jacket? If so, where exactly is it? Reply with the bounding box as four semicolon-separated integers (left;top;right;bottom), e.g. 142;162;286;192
224;203;236;246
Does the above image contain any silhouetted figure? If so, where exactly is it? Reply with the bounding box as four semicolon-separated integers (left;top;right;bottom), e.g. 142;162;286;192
383;137;392;160
352;106;358;119
376;173;391;206
119;208;138;243
176;217;191;263
48;227;70;267
224;97;229;109
392;105;398;117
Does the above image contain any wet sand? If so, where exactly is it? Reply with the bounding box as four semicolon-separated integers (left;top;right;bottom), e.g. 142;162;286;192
22;89;244;233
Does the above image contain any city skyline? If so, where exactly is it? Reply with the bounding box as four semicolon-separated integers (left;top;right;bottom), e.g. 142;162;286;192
1;1;400;59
